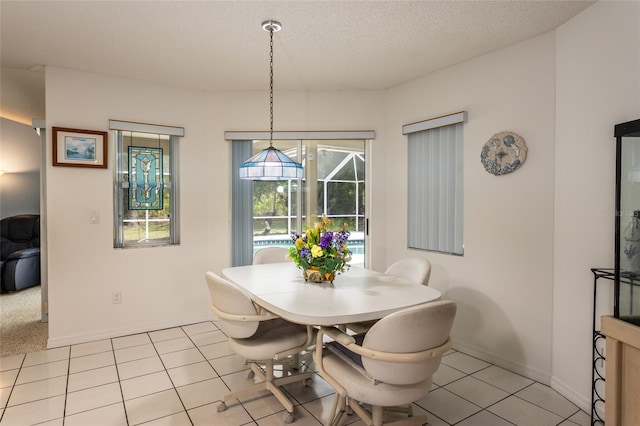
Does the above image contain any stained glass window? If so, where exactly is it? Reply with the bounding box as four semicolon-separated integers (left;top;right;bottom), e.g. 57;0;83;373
128;146;163;210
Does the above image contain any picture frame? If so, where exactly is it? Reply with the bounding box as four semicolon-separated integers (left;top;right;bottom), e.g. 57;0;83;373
52;127;108;168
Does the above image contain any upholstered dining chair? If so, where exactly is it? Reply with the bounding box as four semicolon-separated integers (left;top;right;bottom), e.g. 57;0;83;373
252;246;290;264
347;258;433;334
205;271;314;423
314;300;456;426
384;258;431;287
253;246;312;370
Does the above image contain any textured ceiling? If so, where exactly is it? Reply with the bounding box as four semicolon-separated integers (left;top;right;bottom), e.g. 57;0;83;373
1;0;594;92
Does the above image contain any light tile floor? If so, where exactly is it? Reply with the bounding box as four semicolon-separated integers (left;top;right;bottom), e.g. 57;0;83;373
0;321;591;426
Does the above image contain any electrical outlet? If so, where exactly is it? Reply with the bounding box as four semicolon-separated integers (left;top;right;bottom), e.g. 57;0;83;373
90;210;99;224
112;291;121;304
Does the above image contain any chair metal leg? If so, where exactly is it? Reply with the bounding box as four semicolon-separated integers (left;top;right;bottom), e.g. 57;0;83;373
218;358;310;419
372;405;384;426
349;401;375;426
273;371;313;387
347;402;427;426
292;352;301;370
326;394;347;426
384;404;413;416
386;415;429;426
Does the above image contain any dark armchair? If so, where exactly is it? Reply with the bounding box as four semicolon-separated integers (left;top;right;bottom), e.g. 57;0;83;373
1;214;41;292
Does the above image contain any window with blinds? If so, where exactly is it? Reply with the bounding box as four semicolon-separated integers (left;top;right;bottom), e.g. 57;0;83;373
404;112;466;255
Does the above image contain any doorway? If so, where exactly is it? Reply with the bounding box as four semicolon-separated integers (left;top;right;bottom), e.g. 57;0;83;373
0;119;48;357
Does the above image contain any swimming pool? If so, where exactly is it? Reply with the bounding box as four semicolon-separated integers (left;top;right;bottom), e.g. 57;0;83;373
253;232;365;264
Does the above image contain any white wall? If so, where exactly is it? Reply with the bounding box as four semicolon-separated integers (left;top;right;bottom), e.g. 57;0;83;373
44;67;385;347
553;0;640;410
385;33;557;384
45;68;215;346
0;118;41;219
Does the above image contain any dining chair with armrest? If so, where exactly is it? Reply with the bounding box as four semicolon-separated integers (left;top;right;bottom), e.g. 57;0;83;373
384;258;431;287
253;246;290;265
347;258;433;334
315;300;456;426
205;271;315;423
253;246;311;368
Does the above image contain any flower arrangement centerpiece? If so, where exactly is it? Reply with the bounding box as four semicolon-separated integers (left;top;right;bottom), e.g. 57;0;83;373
289;216;352;283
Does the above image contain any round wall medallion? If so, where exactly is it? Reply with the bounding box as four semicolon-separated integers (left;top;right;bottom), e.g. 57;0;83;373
480;131;527;176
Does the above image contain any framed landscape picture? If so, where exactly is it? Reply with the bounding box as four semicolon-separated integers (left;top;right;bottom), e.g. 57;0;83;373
52;127;108;168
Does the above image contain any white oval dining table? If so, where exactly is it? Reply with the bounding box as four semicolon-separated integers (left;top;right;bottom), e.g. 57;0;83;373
222;262;441;326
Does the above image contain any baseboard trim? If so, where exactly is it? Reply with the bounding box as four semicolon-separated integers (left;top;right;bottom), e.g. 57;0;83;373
452;341;552;385
452;341;591;414
46;313;217;348
550;375;593;415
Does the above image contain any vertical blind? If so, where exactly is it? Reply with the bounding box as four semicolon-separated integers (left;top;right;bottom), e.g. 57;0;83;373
405;112;466;255
231;141;254;266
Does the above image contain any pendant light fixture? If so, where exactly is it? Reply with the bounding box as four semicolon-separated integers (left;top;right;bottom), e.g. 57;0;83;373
239;20;304;180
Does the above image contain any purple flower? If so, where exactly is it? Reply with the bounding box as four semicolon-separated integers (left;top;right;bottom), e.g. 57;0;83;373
300;248;310;261
335;231;349;244
320;232;333;249
333;230;351;255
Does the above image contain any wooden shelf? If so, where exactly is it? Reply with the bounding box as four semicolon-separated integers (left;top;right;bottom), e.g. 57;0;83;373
602;316;640;425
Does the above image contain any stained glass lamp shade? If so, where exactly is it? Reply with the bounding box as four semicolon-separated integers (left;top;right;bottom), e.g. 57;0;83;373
239;145;303;180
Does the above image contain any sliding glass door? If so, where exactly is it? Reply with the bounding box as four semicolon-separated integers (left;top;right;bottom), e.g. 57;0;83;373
231;138;366;267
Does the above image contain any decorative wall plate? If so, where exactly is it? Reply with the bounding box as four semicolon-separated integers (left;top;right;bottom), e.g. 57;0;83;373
480;131;527;176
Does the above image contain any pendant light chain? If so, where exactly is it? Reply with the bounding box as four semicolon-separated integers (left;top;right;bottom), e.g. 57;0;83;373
269;27;274;147
239;20;303;181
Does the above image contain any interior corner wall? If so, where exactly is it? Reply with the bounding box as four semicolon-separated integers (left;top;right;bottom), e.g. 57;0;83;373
385;31;557;386
553;0;640;411
0;118;41;219
44;67;385;347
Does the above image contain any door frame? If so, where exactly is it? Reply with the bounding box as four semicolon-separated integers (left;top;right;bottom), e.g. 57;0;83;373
226;130;374;268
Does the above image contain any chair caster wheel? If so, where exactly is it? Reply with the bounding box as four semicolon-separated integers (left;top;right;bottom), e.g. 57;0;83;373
247;370;255;379
284;412;295;423
217;402;227;412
